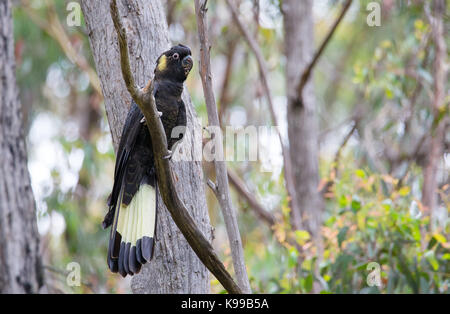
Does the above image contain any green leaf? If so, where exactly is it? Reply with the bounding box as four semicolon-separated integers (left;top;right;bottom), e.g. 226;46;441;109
432;233;446;244
385;88;394;99
287;247;299;268
366;218;378;229
355;169;366;178
424;250;439;271
351;195;362;212
338;195;349;208
338;226;349;248
304;274;313;293
427;236;438;250
398;186;410;196
295;230;310;245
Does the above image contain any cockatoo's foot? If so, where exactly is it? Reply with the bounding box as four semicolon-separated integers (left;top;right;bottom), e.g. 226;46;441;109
163;150;173;160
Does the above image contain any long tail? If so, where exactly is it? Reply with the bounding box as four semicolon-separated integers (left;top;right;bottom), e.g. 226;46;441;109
107;183;157;277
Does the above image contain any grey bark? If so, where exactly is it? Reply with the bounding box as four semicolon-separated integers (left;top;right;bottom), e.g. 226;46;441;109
81;0;212;293
283;0;322;236
0;0;44;294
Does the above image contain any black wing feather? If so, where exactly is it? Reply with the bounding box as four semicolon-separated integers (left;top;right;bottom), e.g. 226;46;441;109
103;103;144;229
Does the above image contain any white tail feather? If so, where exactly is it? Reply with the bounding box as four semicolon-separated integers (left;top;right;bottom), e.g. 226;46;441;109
116;185;156;246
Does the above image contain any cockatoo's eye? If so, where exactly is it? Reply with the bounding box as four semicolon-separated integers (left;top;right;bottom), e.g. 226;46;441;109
172;53;179;60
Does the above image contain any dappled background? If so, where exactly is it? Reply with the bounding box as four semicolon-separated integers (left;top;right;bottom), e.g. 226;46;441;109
12;0;449;293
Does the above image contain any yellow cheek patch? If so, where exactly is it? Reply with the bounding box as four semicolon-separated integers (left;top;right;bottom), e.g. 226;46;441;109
157;55;167;71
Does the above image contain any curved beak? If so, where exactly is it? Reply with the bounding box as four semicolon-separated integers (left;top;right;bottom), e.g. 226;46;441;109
182;55;193;75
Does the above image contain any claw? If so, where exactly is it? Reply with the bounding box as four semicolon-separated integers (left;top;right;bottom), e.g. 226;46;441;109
162;150;172;160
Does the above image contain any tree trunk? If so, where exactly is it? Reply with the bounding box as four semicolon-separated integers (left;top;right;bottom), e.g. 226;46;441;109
0;0;44;294
81;0;212;293
282;0;322;238
422;0;447;225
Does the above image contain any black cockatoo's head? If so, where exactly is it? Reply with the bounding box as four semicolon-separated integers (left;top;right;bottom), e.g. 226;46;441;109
154;44;193;82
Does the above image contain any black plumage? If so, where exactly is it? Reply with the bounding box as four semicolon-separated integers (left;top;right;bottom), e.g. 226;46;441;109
103;45;193;277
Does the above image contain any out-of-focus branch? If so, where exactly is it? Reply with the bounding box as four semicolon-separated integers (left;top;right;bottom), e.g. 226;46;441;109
225;0;301;228
21;0;102;96
227;169;276;227
166;0;177;27
295;0;353;107
319;114;356;142
208;167;276;228
320;121;357;196
218;39;237;125
194;0;251;294
110;0;242;294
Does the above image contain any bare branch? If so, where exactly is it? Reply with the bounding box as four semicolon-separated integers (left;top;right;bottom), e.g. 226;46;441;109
109;0;242;294
194;0;252;293
295;0;353;107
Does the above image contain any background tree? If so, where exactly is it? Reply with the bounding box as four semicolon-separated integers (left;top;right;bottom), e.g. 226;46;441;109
282;0;322;240
421;0;448;225
0;0;43;294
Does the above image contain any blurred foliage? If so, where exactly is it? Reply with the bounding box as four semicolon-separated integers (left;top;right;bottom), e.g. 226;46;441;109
11;0;449;293
257;158;449;293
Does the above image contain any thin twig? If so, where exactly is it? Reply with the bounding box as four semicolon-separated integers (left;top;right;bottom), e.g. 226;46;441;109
21;0;102;96
218;38;237;125
227;168;276;227
295;0;353;107
194;0;252;294
110;0;242;294
320;121;357;195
